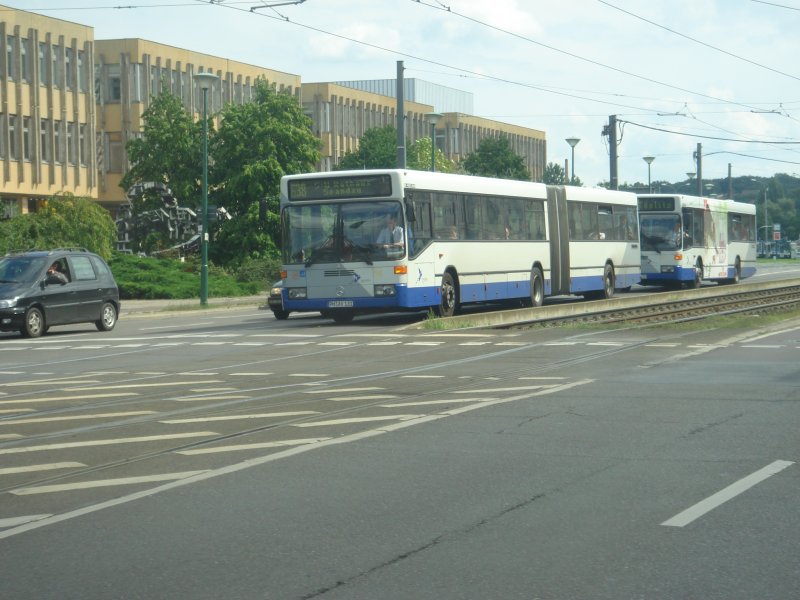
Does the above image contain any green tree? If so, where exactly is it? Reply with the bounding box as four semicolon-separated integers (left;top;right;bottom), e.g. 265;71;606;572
407;137;457;173
336;125;397;170
462;136;530;181
0;194;116;259
542;162;566;184
121;91;202;207
336;125;458;173
211;80;320;218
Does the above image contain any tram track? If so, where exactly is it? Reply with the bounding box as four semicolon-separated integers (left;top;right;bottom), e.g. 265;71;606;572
528;282;800;328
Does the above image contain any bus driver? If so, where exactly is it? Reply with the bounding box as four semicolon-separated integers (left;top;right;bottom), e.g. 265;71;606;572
376;214;404;250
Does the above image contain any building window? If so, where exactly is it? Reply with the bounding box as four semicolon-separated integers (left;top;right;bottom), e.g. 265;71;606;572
105;132;123;173
22;116;31;161
54;119;64;163
39;42;49;86
77;50;87;92
8;115;17;160
21;38;31;82
6;35;16;81
79;123;88;166
65;47;75;89
0;117;5;159
40;118;51;162
107;64;121;102
52;44;62;87
67;121;77;165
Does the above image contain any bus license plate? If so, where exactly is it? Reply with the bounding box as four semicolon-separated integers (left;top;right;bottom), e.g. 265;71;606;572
327;300;354;308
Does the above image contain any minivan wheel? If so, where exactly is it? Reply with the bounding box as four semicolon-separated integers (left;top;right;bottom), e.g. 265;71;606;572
22;307;45;338
96;302;118;331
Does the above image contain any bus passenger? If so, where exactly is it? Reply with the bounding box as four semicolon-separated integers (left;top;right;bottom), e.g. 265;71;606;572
376;214;404;250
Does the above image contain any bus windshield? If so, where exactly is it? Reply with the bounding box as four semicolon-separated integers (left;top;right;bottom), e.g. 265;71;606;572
640;214;682;252
283;201;406;265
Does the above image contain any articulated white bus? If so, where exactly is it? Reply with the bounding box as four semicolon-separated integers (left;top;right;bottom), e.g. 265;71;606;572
638;194;757;288
280;170;640;322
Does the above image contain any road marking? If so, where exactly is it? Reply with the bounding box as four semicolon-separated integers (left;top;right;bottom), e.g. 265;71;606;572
233;342;268;346
0;515;52;528
587;342;624;346
451;385;553;394
459;341;492;346
0;378;100;387
0;432;218;455
292;415;421;428
495;342;527;346
230;373;272;376
644;343;680;347
174;395;251;402
176;438;331;455
10;471;209;495
0;434;23;440
289;373;330;378
304;387;384;394
367;341;403;346
741;344;784;349
0;411;155;425
405;341;445;346
64;381;223;390
0;409;34;414
401;375;445;378
518;376;565;380
189;387;239;392
380;398;498;407
319;341;357;346
0;380;592;540
420;333;494;338
0;462;85;476
543;342;578;346
662;460;794;528
327;395;397;401
160;412;318;424
277;341;314;346
0;393;138;405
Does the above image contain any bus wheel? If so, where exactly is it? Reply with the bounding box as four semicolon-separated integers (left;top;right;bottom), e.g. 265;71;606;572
437;272;458;318
530;266;544;307
730;258;741;284
601;264;615;299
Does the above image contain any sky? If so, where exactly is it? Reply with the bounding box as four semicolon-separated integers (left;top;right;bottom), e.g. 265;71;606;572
12;0;800;190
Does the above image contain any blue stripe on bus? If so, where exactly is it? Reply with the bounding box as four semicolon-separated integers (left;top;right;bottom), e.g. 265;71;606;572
284;271;642;312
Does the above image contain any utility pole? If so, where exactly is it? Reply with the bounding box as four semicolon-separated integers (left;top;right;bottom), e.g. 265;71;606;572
694;143;703;196
604;115;618;190
396;61;406;168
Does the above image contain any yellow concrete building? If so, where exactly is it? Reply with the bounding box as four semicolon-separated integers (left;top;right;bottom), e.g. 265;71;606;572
0;4;97;218
302;82;434;172
94;38;300;209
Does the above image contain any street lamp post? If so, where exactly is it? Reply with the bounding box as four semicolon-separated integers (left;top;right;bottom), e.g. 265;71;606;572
643;156;655;192
565;137;580;184
425;112;442;171
193;71;219;307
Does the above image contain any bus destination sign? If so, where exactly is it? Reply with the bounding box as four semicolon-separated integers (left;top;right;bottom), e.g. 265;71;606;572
288;174;393;202
638;197;675;212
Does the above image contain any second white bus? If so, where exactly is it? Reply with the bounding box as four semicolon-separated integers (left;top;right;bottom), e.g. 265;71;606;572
638;193;757;288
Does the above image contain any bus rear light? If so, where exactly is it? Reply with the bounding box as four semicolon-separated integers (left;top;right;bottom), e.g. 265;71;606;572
394;265;407;275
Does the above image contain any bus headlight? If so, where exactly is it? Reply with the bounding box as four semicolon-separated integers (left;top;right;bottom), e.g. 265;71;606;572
287;288;307;300
374;284;396;297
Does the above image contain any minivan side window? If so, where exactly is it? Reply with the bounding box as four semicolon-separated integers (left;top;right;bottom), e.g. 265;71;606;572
71;256;97;281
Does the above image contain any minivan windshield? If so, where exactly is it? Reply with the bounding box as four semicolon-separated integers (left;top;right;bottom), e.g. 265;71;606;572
0;256;49;284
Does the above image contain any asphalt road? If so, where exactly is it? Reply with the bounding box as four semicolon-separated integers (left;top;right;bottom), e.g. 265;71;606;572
0;266;799;599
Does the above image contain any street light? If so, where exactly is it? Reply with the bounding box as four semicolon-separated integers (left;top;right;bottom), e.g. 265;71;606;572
642;156;655;192
193;71;219;307
425;112;442;171
565;137;580;184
